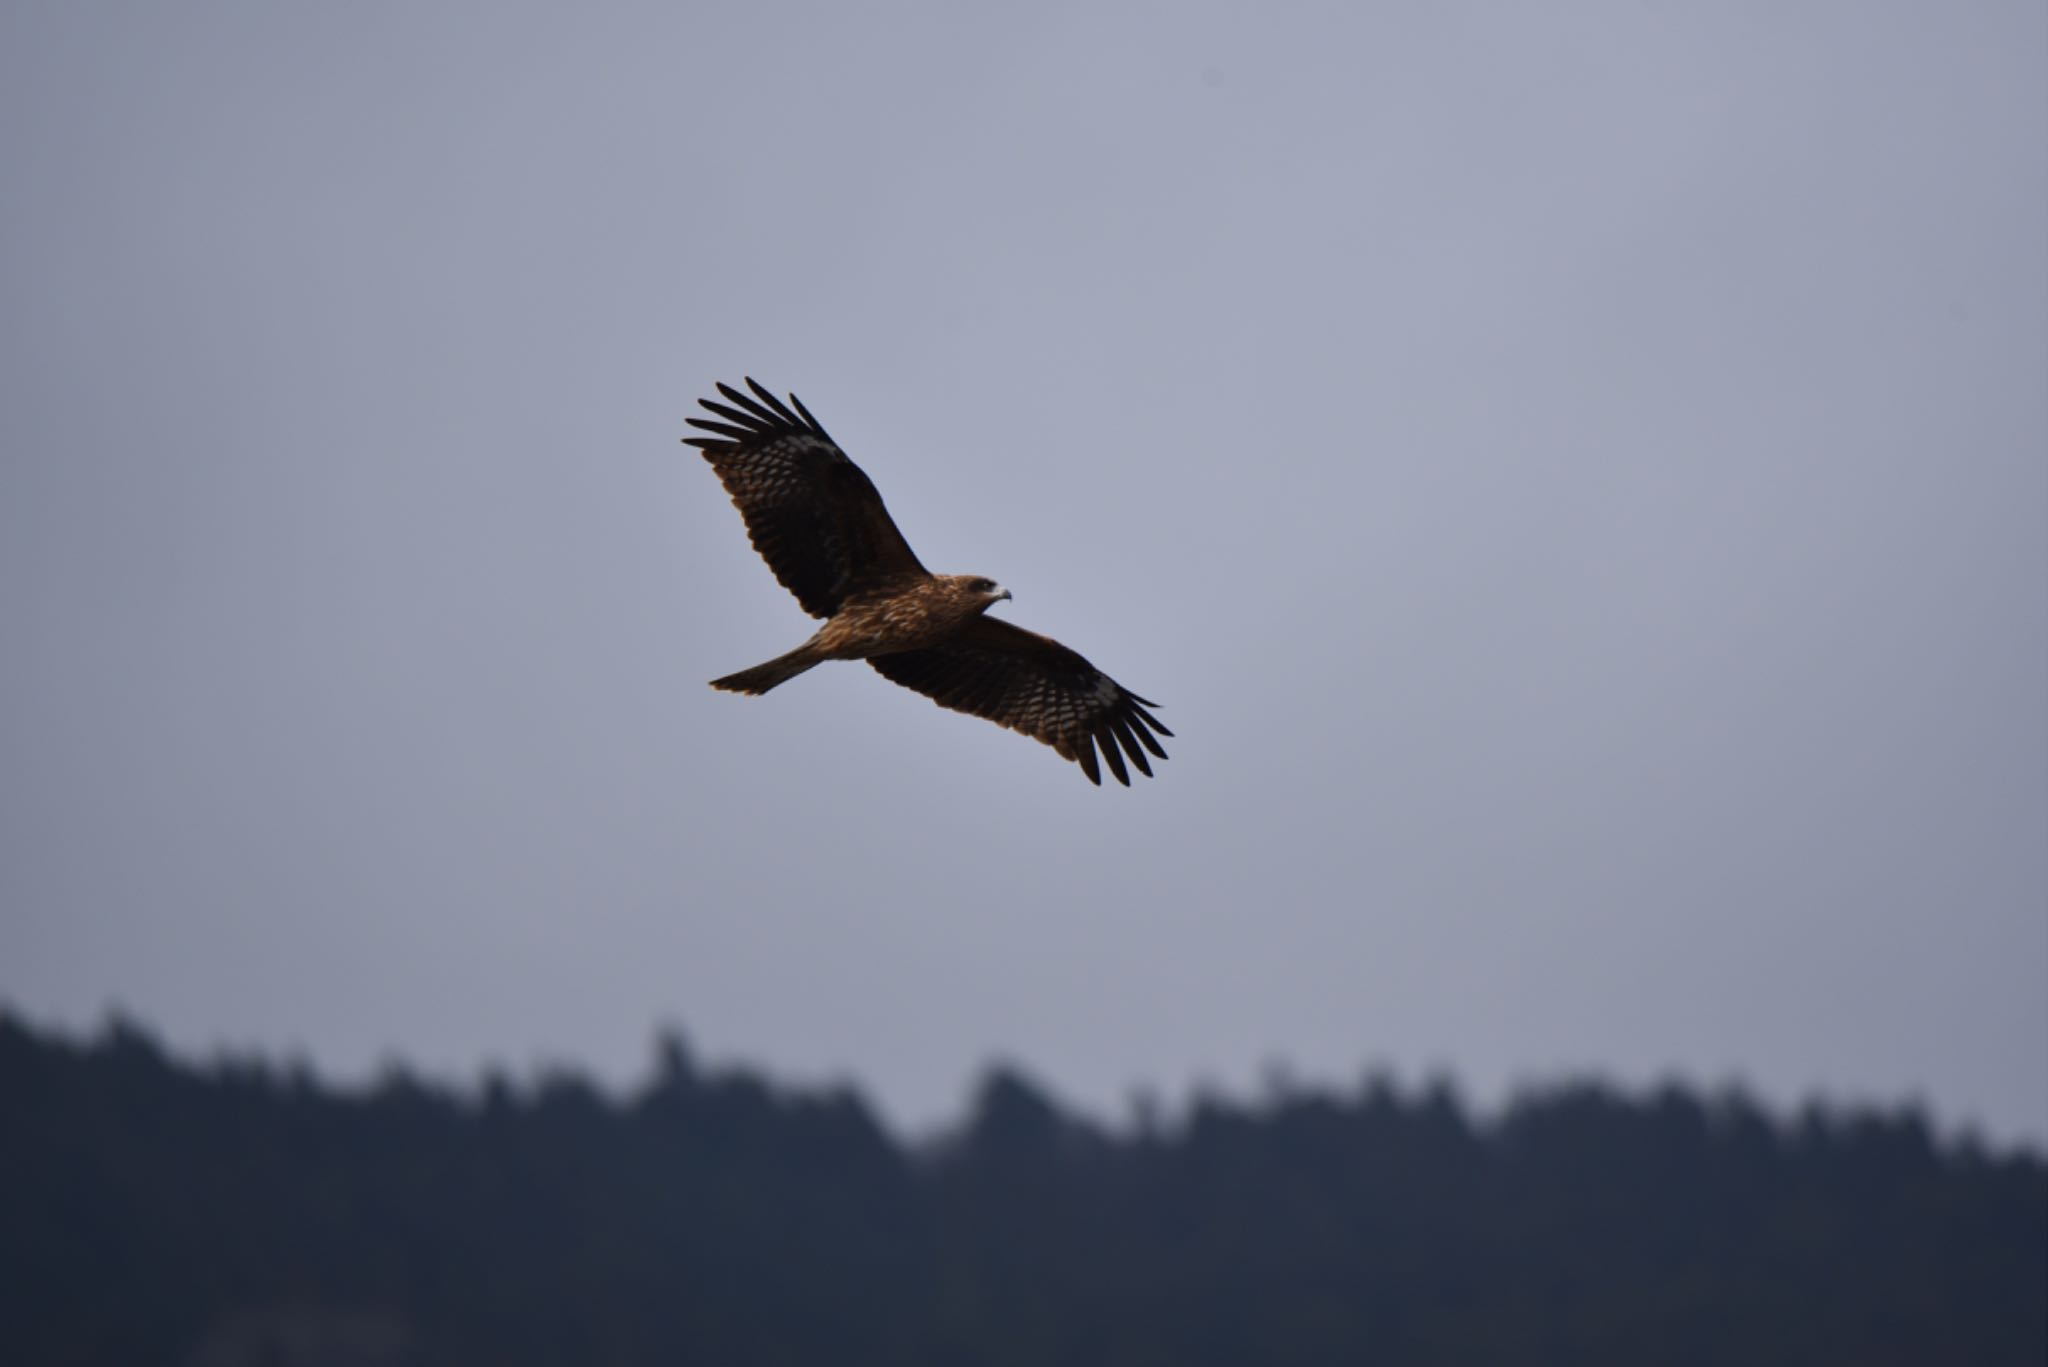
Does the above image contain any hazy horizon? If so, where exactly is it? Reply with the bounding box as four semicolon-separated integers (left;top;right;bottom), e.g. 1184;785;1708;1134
10;999;2038;1162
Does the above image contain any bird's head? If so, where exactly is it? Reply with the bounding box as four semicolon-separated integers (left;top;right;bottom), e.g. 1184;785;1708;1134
956;575;1012;611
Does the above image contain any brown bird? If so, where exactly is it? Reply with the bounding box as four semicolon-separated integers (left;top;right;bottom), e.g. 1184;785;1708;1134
684;378;1170;785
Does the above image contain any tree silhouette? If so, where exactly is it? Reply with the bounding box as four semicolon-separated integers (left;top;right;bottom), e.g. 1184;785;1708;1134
1;1009;2040;1366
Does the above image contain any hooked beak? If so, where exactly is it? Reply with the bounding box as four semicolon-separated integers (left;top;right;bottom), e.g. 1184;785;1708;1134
996;588;1013;602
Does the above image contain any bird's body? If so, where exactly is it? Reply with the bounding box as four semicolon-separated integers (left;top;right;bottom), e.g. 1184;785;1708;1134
684;379;1169;785
707;575;1010;695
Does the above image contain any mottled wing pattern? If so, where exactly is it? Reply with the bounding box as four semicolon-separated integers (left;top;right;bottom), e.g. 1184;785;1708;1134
684;379;927;618
868;617;1171;785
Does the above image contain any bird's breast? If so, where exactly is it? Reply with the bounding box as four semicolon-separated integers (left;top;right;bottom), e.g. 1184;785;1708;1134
820;588;976;658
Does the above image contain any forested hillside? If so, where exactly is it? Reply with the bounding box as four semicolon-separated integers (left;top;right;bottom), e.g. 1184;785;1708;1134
3;1011;2041;1366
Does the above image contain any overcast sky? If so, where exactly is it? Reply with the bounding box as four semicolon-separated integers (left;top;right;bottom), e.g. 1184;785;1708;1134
2;1;2043;1146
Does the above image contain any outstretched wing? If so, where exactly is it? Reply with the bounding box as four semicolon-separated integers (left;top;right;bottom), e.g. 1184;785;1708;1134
869;617;1171;786
684;379;927;618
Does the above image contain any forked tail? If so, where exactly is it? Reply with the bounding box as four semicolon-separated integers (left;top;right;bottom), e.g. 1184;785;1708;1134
709;644;824;695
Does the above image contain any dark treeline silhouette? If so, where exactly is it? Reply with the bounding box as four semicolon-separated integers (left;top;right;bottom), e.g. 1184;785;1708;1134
2;1010;2042;1366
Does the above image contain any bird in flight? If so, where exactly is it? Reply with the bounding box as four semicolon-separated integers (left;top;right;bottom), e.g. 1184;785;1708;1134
684;378;1170;785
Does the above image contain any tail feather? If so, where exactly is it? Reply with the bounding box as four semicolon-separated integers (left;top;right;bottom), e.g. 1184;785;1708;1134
710;645;823;695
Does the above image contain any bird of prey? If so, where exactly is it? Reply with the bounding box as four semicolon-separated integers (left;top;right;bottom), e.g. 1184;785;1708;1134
684;378;1170;785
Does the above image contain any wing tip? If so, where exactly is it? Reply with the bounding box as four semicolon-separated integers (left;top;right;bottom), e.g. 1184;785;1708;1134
692;378;832;447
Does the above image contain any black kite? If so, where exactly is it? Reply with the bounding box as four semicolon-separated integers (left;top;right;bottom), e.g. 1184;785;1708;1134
684;379;1170;785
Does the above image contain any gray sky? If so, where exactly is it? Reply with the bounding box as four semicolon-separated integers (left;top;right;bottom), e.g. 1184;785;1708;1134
3;1;2044;1146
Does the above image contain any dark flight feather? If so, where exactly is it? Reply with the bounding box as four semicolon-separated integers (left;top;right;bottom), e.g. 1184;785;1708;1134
867;617;1172;787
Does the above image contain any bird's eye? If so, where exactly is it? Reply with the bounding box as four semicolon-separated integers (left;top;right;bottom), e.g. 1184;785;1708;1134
973;578;992;591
